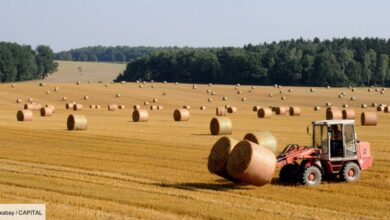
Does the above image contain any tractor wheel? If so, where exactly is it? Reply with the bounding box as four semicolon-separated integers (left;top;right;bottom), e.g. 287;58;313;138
340;162;361;182
300;166;322;186
279;163;300;184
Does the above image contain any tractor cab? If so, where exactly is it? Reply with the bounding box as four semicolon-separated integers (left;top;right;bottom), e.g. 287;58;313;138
312;120;358;161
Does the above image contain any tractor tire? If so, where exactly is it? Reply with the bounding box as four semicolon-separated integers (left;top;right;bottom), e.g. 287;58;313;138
279;163;300;184
340;162;361;182
300;166;322;186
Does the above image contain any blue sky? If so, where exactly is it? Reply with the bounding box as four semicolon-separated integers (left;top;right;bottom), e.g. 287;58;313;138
0;0;389;52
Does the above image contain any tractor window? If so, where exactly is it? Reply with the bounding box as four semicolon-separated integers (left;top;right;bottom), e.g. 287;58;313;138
344;124;356;156
314;125;328;152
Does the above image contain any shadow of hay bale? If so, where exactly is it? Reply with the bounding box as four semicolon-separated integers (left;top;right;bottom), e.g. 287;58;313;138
156;181;247;191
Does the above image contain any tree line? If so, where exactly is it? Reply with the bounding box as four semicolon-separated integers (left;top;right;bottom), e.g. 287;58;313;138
116;38;390;86
55;46;174;62
0;42;57;82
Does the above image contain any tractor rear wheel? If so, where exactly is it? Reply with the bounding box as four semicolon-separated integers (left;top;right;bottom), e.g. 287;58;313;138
340;162;361;182
279;163;300;184
301;166;322;186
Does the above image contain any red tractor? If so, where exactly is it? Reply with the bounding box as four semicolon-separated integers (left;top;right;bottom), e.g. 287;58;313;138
277;120;373;186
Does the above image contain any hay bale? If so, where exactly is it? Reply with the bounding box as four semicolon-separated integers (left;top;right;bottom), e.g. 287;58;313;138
206;89;212;93
211;91;216;95
253;105;262;112
279;90;284;94
381;91;385;94
314;106;321;111
251;86;256;90
144;101;149;106
17;110;33;121
338;94;344;98
361;104;368;109
173;109;190;121
90;104;96;109
243;131;277;153
224;105;231;109
45;104;55;113
310;88;315;92
352;88;356;92
24;103;41;111
208;83;212;86
116;93;121;98
67;114;87;130
157;105;164;110
132;109;149;122
210;117;232;135
377;106;385;112
350;96;356;101
84;96;89;100
200;106;206;110
385;106;390;113
46;90;51;95
153;98;158;103
281;96;286;100
326;102;332;107
257;108;272;118
183;105;191;109
105;83;109;87
76;81;81;85
73;104;83;111
222;96;228;101
11;83;16;88
95;105;101;109
118;105;125;109
108;104;118;111
16;98;22;103
227;106;237;114
65;102;75;109
133;104;141;110
27;98;33;102
40;107;54;117
288;89;292;93
289;106;301;116
368;88;373;92
361;112;377;126
216;106;226;116
274;84;278;88
226;140;276;186
236;90;242;94
343;104;349;108
268;93;273;97
372;103;378;107
342;109;355;119
139;85;143;88
241;97;247;102
54;86;60;92
326;86;331;89
208;98;213;102
39;82;45;87
150;105;157;110
275;106;287;115
326;109;342;120
62;97;68;101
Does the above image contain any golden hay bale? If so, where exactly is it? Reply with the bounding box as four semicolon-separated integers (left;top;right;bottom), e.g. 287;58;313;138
133;104;141;110
342;109;355;119
200;106;206;110
216;106;226;116
257;108;272;118
116;93;121;98
11;83;16;88
95;105;101;109
65;102;75;109
150;105;158;110
40;107;54;117
326;109;342;120
227;106;237;114
241;97;247;102
361;112;377;126
175;82;179;85
108;104;118;111
157;105;164;110
279;90;284;94
385;106;390;113
173;109;190;121
153;98;158;103
236;90;242;94
62;97;68;101
183;105;191;109
138;85;143;88
54;86;60;92
76;81;81;85
208;83;212;86
289;106;301;116
381;91;385;94
310;88;315;92
376;106;385;112
281;96;286;100
352;88;356;92
24;103;42;111
132;109;149;122
274;84;278;88
268;93;273;97
251;86;256;90
326;86;331;89
371;103;378;107
326;102;332;107
46;90;51;95
288;88;292;93
105;83;109;87
67;114;87;130
253;105;262;112
243;131;277;153
368;88;373;92
206;89;212;93
361;104;368;108
118;105;125;109
338;94;344;98
210;117;232;135
84;96;89;100
73;104;83;111
121;81;126;84
144;101;149;106
211;91;216;95
342;104;349;108
16;98;22;103
39;82;45;87
226;140;276;186
222;96;228;101
224;105;231;109
90;104;96;109
17;110;33;121
27;98;33;102
314;106;321;111
208;98;213;102
275;106;287;115
350;96;356;101
45;104;55;113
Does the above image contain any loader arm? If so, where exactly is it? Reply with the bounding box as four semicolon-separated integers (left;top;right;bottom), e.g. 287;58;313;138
276;145;320;168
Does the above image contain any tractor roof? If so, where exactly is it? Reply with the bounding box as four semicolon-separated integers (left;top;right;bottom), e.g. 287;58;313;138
312;120;355;125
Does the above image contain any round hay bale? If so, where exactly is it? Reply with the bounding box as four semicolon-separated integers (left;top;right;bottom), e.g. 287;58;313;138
251;86;256;90
76;81;81;85
268;93;273;97
45;104;55;112
288;89;292;93
16;98;22;103
275;106;287;115
326;86;331;89
326;102;332;107
144;101;149;106
377;106;385;112
352;88;356;92
326;109;342;120
65;102;75;109
163;81;167;84
96;105;101;109
277;85;282;88
173;109;190;121
226;140;276;186
116;93;121;98
40;107;54;117
372;103;378;107
105;83;109;87
46;90;50;95
385;106;390;113
183;105;191;109
200;106;206;110
150;105;157;111
314;106;321;111
211;91;216;95
90;104;96;109
67;114;87;130
338;94;344;98
151;85;156;88
350;96;356;101
361;112;377;126
342;104;349;108
17;110;33;121
216;106;226;116
39;82;45;87
208;98;213;102
27;98;33;102
375;88;379;92
210;117;232;135
243;131;277;153
153;98;158;103
62;97;68;101
236;90;242;94
54;86;60;92
368;88;373;92
118;105;125;109
361;104;368;108
227;106;237;114
11;83;16;88
206;89;212;93
381;91;385;94
139;85;144;88
274;84;278;88
342;109;355;119
253;105;262;112
281;96;286;100
73;104;83;111
162;92;167;96
175;82;179;85
241;97;247;102
279;90;284;94
222;96;228;101
224;105;231;109
108;104;118;111
237;83;240;87
208;83;212;86
132;109;149;122
24;103;41;111
84;96;89;100
133;104;141;110
289;106;301;116
310;88;315;92
257;108;272;118
157;105;164;110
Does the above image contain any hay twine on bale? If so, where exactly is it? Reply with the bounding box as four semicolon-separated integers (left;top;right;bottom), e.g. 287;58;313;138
173;109;190;121
67;114;87;130
216;106;226;116
257;108;272;118
342;109;356;119
132;109;149;122
243;131;277;154
361;112;377;126
17;110;33;121
210;117;232;135
289;106;301;116
226;140;276;186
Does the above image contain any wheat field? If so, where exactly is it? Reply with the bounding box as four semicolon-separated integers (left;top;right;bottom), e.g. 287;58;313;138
0;64;389;219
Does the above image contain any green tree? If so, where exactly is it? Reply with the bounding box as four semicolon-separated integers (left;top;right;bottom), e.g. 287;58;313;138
36;45;58;78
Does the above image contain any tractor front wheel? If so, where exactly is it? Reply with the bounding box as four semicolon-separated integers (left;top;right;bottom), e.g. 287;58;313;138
301;166;322;186
279;163;300;184
340;162;361;182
